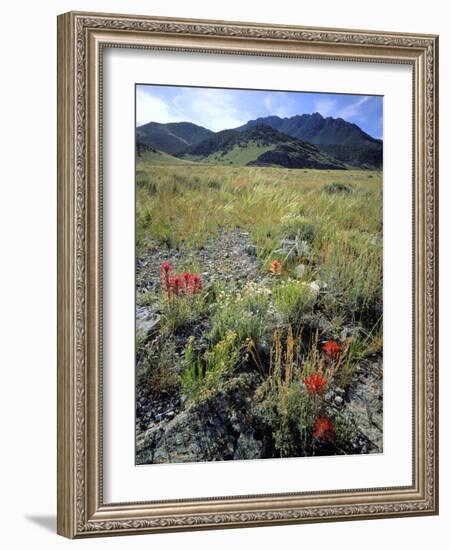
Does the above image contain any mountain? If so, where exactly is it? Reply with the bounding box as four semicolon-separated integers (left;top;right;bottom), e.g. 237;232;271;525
136;121;214;155
235;113;382;169
177;124;345;169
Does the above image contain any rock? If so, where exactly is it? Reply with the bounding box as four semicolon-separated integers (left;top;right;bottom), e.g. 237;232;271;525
341;356;383;452
138;374;268;464
334;396;343;406
234;432;263;460
340;325;362;340
245;244;257;257
295;264;307;278
136;306;161;336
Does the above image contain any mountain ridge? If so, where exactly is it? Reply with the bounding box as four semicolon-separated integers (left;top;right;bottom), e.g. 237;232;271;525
176;124;345;169
136;121;214;155
136;112;382;170
235;112;382;169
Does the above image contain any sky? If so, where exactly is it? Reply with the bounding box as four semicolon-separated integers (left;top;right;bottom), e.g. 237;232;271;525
136;84;383;139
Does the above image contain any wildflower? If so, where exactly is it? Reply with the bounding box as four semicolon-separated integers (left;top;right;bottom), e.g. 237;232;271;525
322;340;341;360
182;271;191;285
304;372;327;396
160;262;202;298
269;260;282;274
313;416;335;442
191;274;202;293
168;275;183;296
159;261;173;292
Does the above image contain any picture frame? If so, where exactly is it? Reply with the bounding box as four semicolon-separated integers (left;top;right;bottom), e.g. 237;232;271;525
57;11;439;538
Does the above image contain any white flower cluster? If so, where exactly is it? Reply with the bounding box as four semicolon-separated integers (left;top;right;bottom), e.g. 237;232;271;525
242;281;272;298
277;278;322;296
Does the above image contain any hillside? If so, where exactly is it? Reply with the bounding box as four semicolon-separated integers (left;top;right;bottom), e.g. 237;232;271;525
136;121;214;155
236;113;382;169
136;143;198;166
177;124;345;169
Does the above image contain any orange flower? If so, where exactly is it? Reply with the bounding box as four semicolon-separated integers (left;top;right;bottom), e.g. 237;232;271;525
270;260;282;274
313;416;335;442
304;372;327;396
322;340;341;360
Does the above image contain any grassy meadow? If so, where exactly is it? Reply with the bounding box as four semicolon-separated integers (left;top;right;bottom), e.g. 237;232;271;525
136;163;383;462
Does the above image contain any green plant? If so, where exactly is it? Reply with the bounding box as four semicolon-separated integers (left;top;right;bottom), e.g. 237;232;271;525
273;279;317;326
256;327;355;457
338;317;383;387
279;216;317;242
181;332;241;404
208;282;272;347
318;229;382;322
160;291;208;334
257;327;312;456
324;181;353;194
136;339;180;395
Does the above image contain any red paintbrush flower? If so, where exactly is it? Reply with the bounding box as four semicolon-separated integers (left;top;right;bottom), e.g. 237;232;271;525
269;259;282;274
159;261;173;293
168;275;183;296
160;261;172;273
313;416;335;442
159;263;202;298
191;274;202;293
322;340;341;360
304;372;327;396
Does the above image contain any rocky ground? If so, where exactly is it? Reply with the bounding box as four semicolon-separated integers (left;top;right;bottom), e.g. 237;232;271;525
135;229;383;464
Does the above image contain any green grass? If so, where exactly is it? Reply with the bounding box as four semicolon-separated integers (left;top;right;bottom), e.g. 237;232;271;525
136;164;382;252
272;279;317;326
208;282;273;348
181;332;242;404
138;149;199;166
184;141;275;165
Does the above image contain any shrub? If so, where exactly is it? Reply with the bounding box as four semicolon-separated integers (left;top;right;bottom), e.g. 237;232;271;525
258;327;352;456
279;216;317;242
136;339;179;395
181;332;241;404
209;282;272;348
273;279;317;326
324;182;353;194
160;292;207;334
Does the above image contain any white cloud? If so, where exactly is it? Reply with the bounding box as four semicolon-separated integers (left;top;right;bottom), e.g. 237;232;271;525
136;86;252;131
263;93;290;118
336;96;372;121
314;97;337;117
171;88;250;131
136;88;180;126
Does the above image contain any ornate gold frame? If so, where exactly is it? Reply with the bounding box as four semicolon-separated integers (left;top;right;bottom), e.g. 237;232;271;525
57;11;439;538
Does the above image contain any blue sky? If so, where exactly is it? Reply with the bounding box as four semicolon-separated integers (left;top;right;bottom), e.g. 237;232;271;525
136;84;383;139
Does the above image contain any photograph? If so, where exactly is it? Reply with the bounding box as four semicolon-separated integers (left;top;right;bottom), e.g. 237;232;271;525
135;84;384;465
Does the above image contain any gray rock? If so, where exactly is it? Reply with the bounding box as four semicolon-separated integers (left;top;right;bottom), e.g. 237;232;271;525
136;306;161;336
245;244;257;257
234;432;263;460
139;374;267;465
295;264;307;278
341;357;383;452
